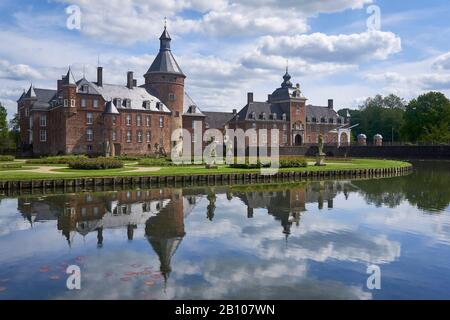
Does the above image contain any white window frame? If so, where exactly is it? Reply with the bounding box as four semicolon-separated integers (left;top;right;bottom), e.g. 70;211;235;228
146;131;151;143
40;114;47;127
39;130;47;142
146;115;151;127
93;99;98;108
159;116;164;128
86;112;93;125
70;99;75;107
112;131;117;141
87;128;93;142
137;115;142;127
126;115;132;126
126;131;132;143
81;99;87;108
137;131;143;143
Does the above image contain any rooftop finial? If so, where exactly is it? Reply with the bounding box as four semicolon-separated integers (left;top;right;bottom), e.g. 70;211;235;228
164;16;167;29
286;59;289;74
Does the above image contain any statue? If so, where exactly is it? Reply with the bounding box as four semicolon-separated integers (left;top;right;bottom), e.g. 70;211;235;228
103;140;111;157
315;134;326;166
205;137;218;169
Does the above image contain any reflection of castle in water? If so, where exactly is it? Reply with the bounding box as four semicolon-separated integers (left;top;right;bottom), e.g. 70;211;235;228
16;181;348;280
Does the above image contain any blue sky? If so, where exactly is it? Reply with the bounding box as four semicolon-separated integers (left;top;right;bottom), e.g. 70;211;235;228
1;0;450;120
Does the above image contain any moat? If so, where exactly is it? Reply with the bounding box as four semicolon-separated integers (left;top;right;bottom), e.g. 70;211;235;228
0;161;449;299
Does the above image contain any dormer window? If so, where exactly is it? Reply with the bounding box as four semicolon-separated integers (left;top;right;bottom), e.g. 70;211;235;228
189;105;196;114
282;113;287;121
329;118;334;124
81;85;89;93
312;117;317;123
114;98;122;108
272;113;277;120
321;117;326;123
124;99;131;108
143;101;151;110
250;112;256;120
261;112;266;120
156;102;162;111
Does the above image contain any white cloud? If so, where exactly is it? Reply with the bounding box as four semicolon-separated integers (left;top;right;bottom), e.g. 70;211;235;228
0;59;43;81
258;31;402;63
433;52;450;70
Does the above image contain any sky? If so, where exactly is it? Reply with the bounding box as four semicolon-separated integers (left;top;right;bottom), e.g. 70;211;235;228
1;0;450;120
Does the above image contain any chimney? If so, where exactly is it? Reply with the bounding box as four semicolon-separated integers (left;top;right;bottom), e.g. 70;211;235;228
247;92;254;104
232;109;237;115
97;67;103;87
328;99;334;109
127;71;134;89
133;79;137;87
57;79;62;92
267;94;272;102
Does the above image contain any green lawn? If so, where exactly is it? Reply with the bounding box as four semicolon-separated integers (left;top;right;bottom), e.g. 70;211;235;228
0;158;411;181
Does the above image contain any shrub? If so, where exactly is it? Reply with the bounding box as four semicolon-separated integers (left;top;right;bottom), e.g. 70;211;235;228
229;157;308;169
26;155;88;164
138;157;175;167
0;163;22;169
0;155;15;162
68;157;124;170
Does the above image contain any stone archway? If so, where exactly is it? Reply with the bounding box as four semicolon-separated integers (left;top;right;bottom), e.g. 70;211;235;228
294;134;303;146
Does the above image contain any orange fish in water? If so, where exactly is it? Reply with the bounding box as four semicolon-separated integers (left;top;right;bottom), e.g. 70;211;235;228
49;275;60;281
39;267;49;273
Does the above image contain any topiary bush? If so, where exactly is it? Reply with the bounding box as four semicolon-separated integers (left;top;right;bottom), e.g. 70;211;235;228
279;158;308;168
138;157;174;167
0;155;15;162
68;157;124;170
26;155;88;164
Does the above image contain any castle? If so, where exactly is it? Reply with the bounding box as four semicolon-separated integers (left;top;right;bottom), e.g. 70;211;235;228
17;26;351;157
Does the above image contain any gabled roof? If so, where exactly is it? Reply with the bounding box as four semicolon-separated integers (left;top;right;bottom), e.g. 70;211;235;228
103;100;120;115
22;87;57;110
183;92;204;116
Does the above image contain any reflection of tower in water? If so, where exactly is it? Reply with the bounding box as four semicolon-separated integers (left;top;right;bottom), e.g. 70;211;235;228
145;189;186;285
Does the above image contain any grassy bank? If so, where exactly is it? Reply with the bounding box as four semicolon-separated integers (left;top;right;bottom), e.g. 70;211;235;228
0;158;412;181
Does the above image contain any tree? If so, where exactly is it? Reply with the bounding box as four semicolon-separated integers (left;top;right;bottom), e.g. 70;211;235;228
0;102;17;152
339;94;406;142
401;92;450;143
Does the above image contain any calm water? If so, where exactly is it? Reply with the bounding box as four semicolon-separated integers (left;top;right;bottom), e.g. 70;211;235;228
0;161;450;300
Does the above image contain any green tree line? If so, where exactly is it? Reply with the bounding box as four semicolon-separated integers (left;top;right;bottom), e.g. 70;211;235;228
339;92;450;144
0;101;19;154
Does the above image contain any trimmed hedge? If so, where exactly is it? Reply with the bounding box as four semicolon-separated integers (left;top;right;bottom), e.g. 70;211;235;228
138;157;175;167
0;155;15;162
26;155;88;164
0;163;22;169
230;157;308;169
68;157;124;170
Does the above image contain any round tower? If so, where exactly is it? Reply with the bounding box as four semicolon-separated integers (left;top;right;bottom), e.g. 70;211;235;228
144;26;185;137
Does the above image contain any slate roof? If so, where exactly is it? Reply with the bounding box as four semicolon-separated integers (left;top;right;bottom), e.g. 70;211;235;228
233;102;289;122
89;82;171;113
103;100;120;115
204;111;235;129
183;92;205;116
20;86;57;110
306;105;343;122
145;27;185;77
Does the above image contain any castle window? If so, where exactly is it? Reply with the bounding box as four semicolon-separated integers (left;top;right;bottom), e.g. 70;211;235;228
159;116;164;128
272;133;278;144
40;114;47;127
272;113;277;120
146;115;151;127
283;124;287;131
115;98;122;108
86;112;93;125
81;99;87;108
93;100;98;108
329;118;334;124
126;115;132;126
64;100;68;108
86;128;93;142
283;134;288;144
338;118;342;124
312;117;317;123
156;102;162;110
175;111;180;117
282;113;287;121
137;114;142;127
39;130;47;142
144;101;151;110
112;131;117;141
82;85;89;93
261;133;267;144
126;131;132;143
137;131;143;143
321;117;326;123
146;131;151;143
70;99;75;107
296;106;300;115
125;99;131;108
169;93;176;101
112;116;117;125
261;112;266;120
